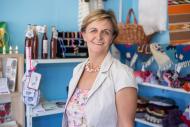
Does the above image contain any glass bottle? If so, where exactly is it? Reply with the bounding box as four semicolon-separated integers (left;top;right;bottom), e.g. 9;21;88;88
25;24;33;59
50;26;58;59
24;24;30;58
32;25;39;59
41;25;48;59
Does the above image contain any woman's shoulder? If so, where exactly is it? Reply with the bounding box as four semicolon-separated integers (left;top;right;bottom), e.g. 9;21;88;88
110;58;137;91
112;58;133;73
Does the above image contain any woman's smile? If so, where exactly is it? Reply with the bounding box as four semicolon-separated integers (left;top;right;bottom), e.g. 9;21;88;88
91;41;105;45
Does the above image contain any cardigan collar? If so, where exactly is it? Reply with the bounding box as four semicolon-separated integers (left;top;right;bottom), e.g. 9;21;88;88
82;51;114;73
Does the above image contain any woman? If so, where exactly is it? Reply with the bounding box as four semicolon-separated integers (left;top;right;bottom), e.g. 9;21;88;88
63;9;138;127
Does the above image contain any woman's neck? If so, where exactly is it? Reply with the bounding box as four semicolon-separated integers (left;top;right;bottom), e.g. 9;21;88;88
88;52;108;66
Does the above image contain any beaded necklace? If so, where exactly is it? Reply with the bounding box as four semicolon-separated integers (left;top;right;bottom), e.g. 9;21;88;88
85;61;100;73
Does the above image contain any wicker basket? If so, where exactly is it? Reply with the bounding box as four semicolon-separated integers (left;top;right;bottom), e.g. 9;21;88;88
114;8;148;45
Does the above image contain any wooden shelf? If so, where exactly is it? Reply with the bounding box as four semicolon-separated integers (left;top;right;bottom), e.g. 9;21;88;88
0;54;24;127
139;82;190;94
0;92;21;102
135;118;162;127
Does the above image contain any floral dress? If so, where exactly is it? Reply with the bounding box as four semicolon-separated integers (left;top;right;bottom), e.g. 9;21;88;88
66;88;89;127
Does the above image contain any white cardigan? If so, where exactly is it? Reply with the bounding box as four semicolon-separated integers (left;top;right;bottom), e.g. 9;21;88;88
62;52;138;127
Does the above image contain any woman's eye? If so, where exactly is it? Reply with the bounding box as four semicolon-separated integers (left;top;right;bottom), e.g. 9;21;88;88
103;30;111;35
102;30;113;36
89;29;97;33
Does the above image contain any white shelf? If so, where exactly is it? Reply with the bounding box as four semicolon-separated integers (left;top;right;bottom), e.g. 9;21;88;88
139;82;190;94
31;58;86;64
135;118;162;127
31;106;64;117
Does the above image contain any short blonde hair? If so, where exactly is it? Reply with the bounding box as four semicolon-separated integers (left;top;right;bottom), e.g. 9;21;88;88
81;9;119;39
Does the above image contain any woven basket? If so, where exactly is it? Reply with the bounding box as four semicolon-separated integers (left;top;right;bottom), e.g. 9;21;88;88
114;8;148;45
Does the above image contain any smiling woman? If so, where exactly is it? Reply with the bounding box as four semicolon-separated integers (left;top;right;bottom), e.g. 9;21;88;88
62;9;138;127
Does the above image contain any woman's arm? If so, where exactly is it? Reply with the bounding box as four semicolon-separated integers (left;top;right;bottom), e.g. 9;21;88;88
116;87;137;127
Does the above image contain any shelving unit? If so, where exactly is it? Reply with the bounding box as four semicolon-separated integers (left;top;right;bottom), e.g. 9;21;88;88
0;54;25;127
137;82;190;127
26;58;85;127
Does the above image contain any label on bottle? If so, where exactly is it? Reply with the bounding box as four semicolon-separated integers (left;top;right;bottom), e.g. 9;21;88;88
43;40;48;53
36;25;45;33
25;46;32;71
26;47;31;58
53;32;58;39
26;31;34;38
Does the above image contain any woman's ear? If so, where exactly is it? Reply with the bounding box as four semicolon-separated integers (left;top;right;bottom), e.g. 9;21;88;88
111;35;116;44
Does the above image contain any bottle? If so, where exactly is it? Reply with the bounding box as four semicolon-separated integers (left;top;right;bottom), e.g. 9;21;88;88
50;26;58;59
32;25;39;59
41;25;48;59
24;24;30;58
25;24;33;59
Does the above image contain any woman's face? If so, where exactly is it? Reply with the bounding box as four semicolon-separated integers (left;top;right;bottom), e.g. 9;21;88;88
82;19;114;56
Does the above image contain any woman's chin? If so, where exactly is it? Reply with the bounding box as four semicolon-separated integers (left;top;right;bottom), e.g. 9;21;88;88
89;48;108;55
87;43;109;54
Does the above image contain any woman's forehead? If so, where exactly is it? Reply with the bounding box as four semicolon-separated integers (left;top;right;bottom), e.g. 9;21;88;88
86;19;113;29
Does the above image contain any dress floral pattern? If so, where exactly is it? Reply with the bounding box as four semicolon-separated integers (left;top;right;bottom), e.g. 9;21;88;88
66;88;89;127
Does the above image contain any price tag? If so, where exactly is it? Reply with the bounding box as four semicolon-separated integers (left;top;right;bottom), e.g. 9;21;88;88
28;72;41;90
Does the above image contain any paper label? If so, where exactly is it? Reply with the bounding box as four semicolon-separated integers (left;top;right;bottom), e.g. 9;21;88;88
28;72;41;90
43;40;48;53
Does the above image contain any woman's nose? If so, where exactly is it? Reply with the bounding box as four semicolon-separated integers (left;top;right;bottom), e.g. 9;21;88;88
97;31;103;40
